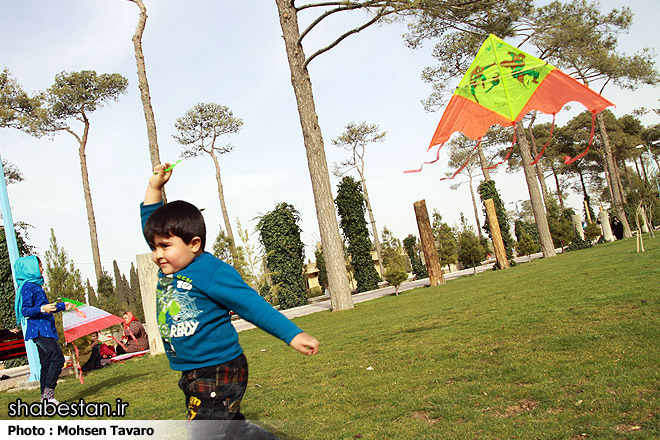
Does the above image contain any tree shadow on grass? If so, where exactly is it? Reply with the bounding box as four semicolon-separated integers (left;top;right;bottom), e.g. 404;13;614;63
400;323;445;334
262;426;301;440
65;372;149;401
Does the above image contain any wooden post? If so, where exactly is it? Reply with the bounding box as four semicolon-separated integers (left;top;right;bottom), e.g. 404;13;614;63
136;253;165;355
583;200;592;223
572;214;585;240
413;200;445;286
484;198;509;269
598;207;614;242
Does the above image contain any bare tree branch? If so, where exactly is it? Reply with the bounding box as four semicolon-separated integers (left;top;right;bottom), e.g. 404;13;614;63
304;11;385;69
298;3;364;44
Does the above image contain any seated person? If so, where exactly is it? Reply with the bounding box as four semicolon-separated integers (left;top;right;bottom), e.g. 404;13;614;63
73;332;102;372
116;311;149;355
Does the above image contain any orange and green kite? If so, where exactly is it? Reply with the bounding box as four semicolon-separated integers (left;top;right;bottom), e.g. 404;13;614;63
406;34;614;174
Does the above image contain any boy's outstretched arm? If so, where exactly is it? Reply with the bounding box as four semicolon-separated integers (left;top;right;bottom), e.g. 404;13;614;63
289;332;319;356
144;163;173;205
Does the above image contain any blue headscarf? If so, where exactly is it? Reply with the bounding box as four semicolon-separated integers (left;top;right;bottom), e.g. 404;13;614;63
14;256;44;327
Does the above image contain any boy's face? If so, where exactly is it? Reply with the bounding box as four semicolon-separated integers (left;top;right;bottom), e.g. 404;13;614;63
150;233;202;275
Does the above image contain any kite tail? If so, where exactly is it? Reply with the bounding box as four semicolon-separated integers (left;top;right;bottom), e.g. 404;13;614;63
74;345;84;385
564;112;596;165
530;113;556;166
440;140;482;182
483;129;518;171
404;143;445;174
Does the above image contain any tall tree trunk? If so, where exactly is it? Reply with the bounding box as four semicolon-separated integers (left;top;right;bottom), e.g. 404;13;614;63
516;122;556;258
358;174;384;278
130;0;164;200
468;175;483;238
633;158;642;181
210;152;238;265
275;0;353;311
596;113;632;237
77;122;103;283
638;157;649;183
527;115;549;207
578;169;588;200
550;163;565;210
602;156;616;209
477;144;491;181
613;158;628;204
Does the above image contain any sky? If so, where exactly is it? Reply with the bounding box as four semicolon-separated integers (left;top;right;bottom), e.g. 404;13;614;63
1;0;658;286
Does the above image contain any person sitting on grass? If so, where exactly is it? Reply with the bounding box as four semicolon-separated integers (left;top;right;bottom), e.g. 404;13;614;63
141;163;319;440
116;311;149;355
73;331;102;372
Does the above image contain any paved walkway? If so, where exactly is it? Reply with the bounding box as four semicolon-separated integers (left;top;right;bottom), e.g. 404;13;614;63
232;248;562;333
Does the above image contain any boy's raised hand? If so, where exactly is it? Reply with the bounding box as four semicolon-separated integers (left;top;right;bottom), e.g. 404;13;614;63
150;163;173;188
289;332;319;356
145;163;174;205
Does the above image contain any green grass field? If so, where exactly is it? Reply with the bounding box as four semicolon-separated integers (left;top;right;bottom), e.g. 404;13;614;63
2;236;659;439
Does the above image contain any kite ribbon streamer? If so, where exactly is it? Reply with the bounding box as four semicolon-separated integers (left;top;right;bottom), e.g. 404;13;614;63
530;113;556;166
482;129;518;171
440;140;482;182
72;305;87;319
73;345;84;385
564;112;597;165
404;143;444;174
111;335;128;352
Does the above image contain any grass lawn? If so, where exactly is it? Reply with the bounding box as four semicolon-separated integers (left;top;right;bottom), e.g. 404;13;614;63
2;235;659;439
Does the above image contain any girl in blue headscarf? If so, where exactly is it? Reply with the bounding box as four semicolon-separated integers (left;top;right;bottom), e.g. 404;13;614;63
14;256;72;403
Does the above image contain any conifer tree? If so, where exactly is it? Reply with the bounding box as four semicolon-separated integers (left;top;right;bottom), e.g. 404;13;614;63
44;229;85;303
335;176;381;292
128;263;144;321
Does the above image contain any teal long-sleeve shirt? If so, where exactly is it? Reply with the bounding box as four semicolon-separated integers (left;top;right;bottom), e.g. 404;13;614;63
141;201;303;371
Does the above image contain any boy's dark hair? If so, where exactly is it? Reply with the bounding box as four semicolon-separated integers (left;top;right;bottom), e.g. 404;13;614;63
144;200;206;250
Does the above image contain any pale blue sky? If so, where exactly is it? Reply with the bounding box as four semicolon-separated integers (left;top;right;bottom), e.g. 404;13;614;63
1;0;658;284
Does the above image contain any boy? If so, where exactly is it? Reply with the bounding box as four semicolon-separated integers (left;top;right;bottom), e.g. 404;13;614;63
142;163;318;439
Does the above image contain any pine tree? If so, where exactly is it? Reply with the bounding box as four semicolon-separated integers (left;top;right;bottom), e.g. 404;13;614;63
213;227;251;284
128;263;145;321
516;231;538;261
403;234;428;279
456;216;487;275
314;246;328;292
86;279;99;307
431;210;458;271
43;229;85;303
96;270;120;316
113;260;131;310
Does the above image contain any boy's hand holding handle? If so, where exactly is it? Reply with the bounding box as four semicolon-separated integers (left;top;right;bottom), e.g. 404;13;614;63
145;163;173;205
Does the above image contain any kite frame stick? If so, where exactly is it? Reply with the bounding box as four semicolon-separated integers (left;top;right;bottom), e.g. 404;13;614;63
154;160;182;174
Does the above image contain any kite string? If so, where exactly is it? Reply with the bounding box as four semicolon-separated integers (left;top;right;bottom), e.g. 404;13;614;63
439;139;482;182
564;112;597;165
482;128;518;171
404;142;445;174
529;113;556;166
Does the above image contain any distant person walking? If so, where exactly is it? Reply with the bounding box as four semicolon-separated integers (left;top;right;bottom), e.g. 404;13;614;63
611;216;624;240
